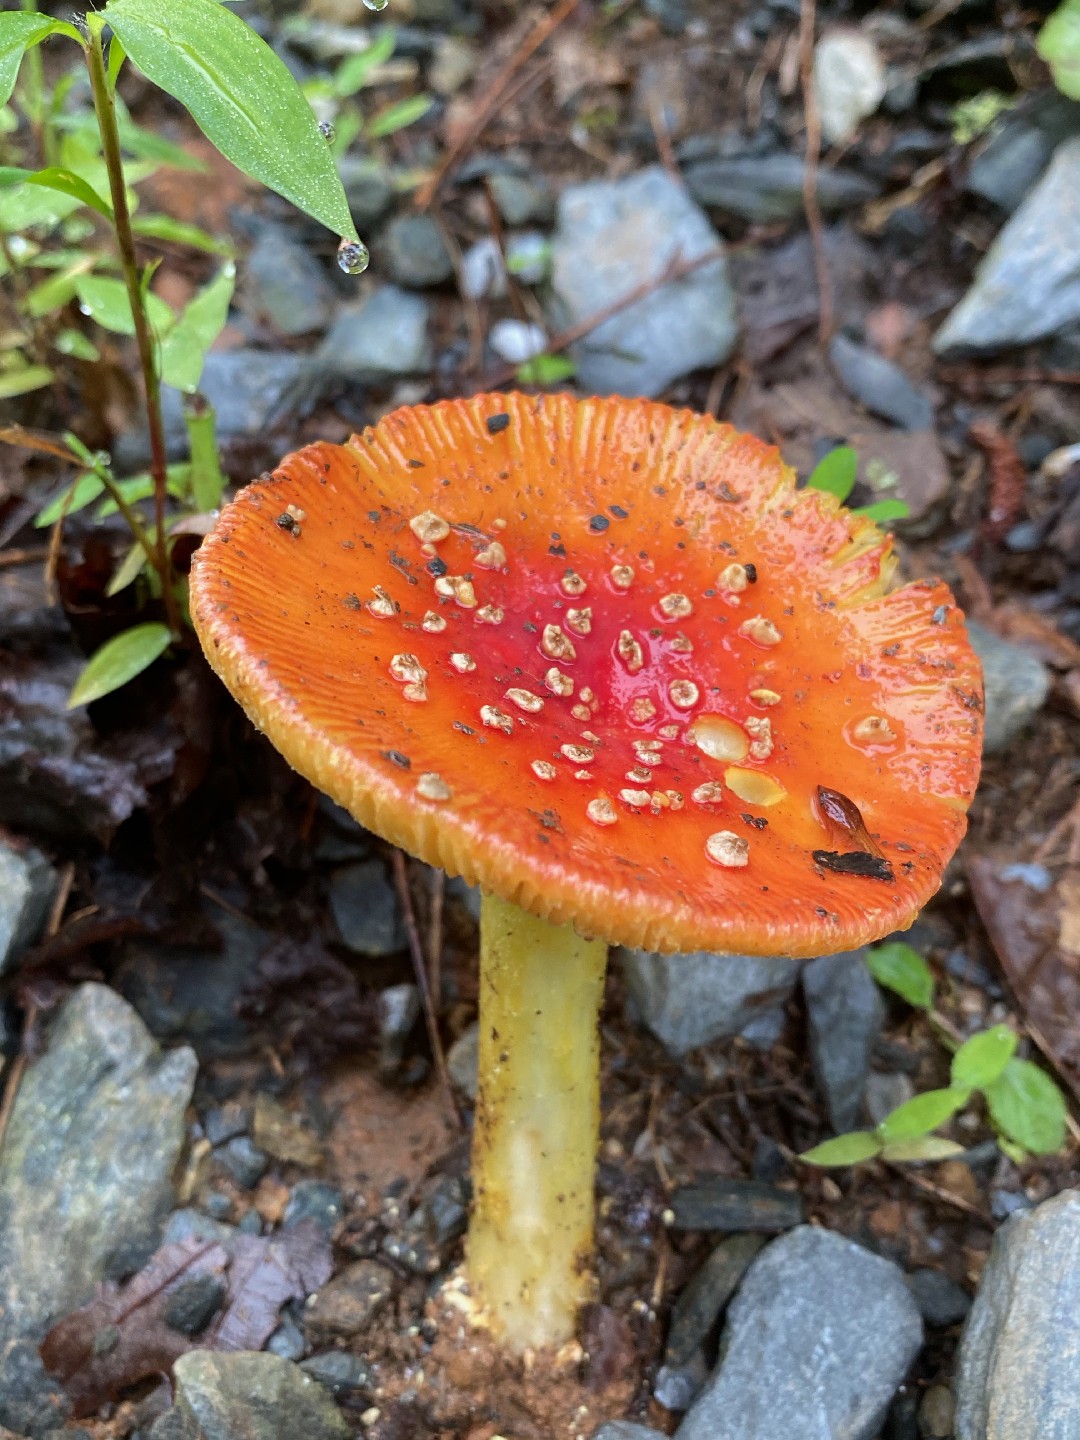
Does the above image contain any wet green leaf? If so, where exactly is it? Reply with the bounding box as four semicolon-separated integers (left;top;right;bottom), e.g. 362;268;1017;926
951;1025;1017;1092
75;273;175;337
68;622;171;707
160;263;235;393
800;1131;882;1167
985;1058;1068;1155
876;1087;969;1144
103;0;357;240
806;445;858;502
0;362;52;398
25;254;96;318
1038;0;1080;100
333;31;397;96
26;166;113;220
0;14;80;108
854;498;911;525
866;941;935;1010
34;471;105;527
517;353;577;386
879;1136;966;1163
132;214;234;256
54;327;100;361
106;538;152;597
0;164;35;186
365;94;433;139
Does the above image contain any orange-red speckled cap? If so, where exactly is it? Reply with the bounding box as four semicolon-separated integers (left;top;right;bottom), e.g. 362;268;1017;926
190;393;983;958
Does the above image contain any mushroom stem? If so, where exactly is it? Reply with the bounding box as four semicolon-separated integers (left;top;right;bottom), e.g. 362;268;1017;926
469;893;608;1351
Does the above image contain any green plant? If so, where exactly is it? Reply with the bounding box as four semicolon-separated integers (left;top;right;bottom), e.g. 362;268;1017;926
806;445;911;526
1;0;362;699
1038;0;1080;100
801;942;1069;1167
295;27;435;155
951;90;1015;146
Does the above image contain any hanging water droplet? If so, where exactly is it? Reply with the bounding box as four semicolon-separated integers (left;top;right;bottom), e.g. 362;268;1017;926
363;0;390;10
319;120;336;143
337;237;370;275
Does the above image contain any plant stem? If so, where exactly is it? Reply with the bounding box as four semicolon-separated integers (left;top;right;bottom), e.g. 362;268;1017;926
84;23;180;637
468;894;607;1350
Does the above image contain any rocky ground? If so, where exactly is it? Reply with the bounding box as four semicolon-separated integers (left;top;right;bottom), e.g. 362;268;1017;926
3;0;1080;1436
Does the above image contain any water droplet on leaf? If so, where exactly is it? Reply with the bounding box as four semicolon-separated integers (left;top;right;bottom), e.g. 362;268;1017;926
337;238;370;275
363;0;390;9
319;121;336;142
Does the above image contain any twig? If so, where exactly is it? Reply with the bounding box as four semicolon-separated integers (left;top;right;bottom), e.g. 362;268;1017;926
0;546;50;569
477;246;725;390
887;1163;995;1226
416;0;581;210
428;869;445;1017
0;1004;38;1158
797;0;833;345
937;364;1080;389
390;851;462;1129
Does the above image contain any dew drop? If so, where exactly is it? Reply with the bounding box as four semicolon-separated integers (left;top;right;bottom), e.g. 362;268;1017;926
337;237;371;275
363;0;390;11
319;121;336;142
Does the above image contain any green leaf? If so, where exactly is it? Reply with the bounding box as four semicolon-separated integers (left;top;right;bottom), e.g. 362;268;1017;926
0;14;79;108
132;214;234;256
25;254;96;318
876;1087;970;1144
365;93;434;139
806;445;858;502
67;622;171;708
54;327;100;361
879;1136;966;1163
0;164;35;186
103;0;357;240
159;263;235;393
333;31;397;96
1038;0;1080;100
0;362;52;398
854;498;911;525
25;166;113;220
183;397;225;510
75;273;175;338
517;353;577;385
985;1058;1068;1155
800;1131;882;1167
951;1025;1018;1092
34;471;105;527
866;941;935;1010
107;32;127;88
106;538;151;597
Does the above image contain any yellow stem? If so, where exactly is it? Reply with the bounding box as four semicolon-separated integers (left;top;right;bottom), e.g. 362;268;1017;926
468;893;608;1351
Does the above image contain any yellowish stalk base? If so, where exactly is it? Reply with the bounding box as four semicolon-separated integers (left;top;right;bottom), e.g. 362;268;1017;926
468;894;608;1352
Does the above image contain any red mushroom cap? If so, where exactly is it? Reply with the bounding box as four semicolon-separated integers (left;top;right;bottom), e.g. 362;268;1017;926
190;393;982;958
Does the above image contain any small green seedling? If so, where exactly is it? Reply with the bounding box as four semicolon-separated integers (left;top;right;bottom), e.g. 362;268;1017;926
1038;0;1080;100
1;0;360;700
806;444;911;526
801;942;1069;1167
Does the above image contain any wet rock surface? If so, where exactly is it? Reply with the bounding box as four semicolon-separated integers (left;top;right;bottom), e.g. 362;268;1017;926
0;838;55;974
803;948;884;1133
966;622;1051;754
328;859;406;957
149;1351;349;1440
315;286;432;381
676;1227;923;1440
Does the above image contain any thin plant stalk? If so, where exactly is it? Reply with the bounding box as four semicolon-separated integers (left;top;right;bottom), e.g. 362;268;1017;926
468;893;607;1350
84;20;180;637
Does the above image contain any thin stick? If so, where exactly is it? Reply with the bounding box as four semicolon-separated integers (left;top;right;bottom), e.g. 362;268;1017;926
416;0;581;210
428;868;445;1017
390;851;462;1128
0;546;50;569
888;1163;994;1226
797;0;833;345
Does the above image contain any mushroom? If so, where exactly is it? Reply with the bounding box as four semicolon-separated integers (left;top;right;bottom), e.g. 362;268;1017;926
189;393;983;1352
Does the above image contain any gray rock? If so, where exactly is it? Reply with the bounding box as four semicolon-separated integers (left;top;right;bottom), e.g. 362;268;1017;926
955;1189;1080;1440
866;1071;916;1126
447;1020;479;1099
489;318;547;365
618;948;798;1056
907;1268;971;1328
164;1208;242;1253
299;1350;373;1396
154;1350;348;1440
593;1426;668;1440
0;985;196;1434
814;29;887;145
303;1259;394;1343
968;95;1080;213
669;1181;803;1235
803;948;885;1133
965;622;1050;754
506;229;551;284
684;151;878;224
383;213;454;288
829;335;934;431
378;982;420;1071
329;859;405;956
216;1135;269;1188
116;910;270;1059
935;137;1080;354
284;1180;344;1236
315;286;432;381
338;157;394;228
918;1385;955;1439
549;166;737;397
666;1235;765;1366
461;236;507;299
0;839;55;973
676;1227;923;1440
163;1273;227;1336
489;171;555;226
245;221;333;336
268;1313;306;1362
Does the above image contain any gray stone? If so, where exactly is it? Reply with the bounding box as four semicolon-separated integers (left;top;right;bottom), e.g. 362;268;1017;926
489;171;555;226
384;213;454;288
461;236;506;299
161;350;309;452
268;1313;306;1362
935;138;1080;354
955;1189;1080;1440
829;335;934;431
338;157;394;228
866;1071;916;1126
116;910;270;1059
299;1350;373;1396
814;28;887;145
669;1181;803;1235
315;286;432;381
0;839;55;973
217;1135;269;1188
156;1350;348;1440
968;95;1080;213
329;859;405;956
666;1235;765;1366
489;318;547;364
378;982;420;1071
593;1426;668;1440
684;151;878;224
447;1020;479;1099
676;1227;923;1440
506;229;551;284
284;1181;344;1236
907;1268;971;1328
803;948;885;1133
654;1357;708;1412
965;622;1050;754
918;1385;955;1439
618;948;798;1056
245;222;333;336
549;166;737;397
163;1273;227;1336
0;985;196;1435
303;1260;394;1343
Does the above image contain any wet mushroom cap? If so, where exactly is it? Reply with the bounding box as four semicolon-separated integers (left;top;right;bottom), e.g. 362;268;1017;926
190;393;982;958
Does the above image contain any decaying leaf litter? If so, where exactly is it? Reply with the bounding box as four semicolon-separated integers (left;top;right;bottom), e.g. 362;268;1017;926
1;0;1080;1435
